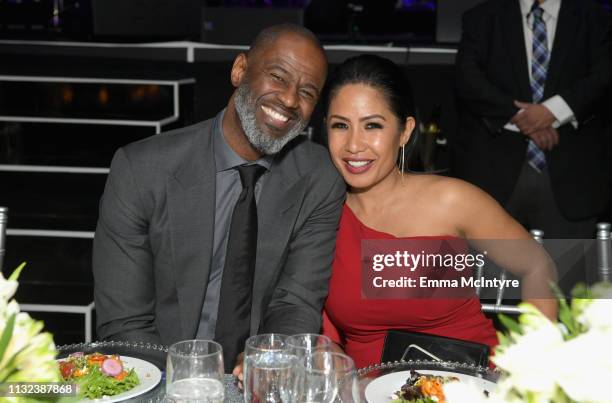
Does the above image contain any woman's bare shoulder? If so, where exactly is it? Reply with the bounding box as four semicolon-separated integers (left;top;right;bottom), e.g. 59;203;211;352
406;174;492;208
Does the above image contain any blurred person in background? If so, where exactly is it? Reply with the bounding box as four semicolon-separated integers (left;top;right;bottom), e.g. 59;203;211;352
453;0;612;239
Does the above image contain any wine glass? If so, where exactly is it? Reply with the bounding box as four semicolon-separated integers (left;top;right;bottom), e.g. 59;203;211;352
299;351;358;403
165;340;224;403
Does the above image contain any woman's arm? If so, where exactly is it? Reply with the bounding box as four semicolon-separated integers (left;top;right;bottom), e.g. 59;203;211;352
444;179;558;320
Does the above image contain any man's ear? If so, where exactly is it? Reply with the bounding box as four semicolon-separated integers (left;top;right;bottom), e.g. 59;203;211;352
230;53;248;88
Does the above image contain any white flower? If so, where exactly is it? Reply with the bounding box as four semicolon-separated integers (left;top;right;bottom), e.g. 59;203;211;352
469;285;612;403
6;331;59;382
0;300;20;330
493;305;564;395
579;299;612;332
554;330;612;403
0;263;60;387
2;311;44;366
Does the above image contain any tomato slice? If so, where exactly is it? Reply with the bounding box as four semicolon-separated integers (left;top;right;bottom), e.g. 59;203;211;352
59;361;75;379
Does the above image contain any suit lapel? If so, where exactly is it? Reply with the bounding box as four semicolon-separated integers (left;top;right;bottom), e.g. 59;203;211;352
250;153;308;334
545;0;578;97
167;122;216;339
502;0;532;101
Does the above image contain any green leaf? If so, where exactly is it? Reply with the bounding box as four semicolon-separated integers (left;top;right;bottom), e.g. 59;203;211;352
8;262;27;281
570;282;591;299
498;314;522;335
552;281;578;338
558;300;580;339
496;331;508;345
0;312;16;363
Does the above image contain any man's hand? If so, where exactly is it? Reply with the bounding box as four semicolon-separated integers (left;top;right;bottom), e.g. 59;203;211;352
525;127;559;151
511;101;556;135
232;352;245;390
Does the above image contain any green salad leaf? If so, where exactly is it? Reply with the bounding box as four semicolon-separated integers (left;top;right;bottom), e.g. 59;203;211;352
74;366;139;400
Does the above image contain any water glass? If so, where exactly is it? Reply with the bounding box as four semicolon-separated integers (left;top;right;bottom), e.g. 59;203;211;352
244;333;288;357
244;352;301;403
244;334;297;402
299;351;358;403
165;340;225;403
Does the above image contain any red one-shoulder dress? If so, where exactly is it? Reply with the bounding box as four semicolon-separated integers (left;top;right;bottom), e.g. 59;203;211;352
323;204;498;369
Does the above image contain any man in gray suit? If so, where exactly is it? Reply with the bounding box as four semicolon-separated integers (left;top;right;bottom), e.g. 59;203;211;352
92;24;345;371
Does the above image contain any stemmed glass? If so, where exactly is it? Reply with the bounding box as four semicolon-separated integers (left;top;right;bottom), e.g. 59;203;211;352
165;340;225;403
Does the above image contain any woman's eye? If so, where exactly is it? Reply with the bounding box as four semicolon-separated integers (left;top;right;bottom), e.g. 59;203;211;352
330;122;348;129
365;122;383;130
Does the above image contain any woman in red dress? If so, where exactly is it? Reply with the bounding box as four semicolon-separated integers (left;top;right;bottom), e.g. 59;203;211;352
322;55;557;369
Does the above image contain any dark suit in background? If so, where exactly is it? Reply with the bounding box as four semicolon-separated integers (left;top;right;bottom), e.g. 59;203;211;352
453;0;612;238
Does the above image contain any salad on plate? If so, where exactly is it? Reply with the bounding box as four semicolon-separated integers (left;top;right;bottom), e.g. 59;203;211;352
392;370;460;403
59;352;140;400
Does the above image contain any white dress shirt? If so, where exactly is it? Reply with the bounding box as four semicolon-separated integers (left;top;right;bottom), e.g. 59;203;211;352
505;0;577;132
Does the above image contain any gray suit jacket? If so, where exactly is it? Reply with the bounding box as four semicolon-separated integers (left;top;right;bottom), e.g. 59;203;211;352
93;116;345;346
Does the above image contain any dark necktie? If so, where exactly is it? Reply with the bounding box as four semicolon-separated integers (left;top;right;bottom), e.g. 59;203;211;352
526;1;549;173
215;164;266;373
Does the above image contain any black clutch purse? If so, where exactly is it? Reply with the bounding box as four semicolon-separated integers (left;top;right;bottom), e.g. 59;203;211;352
381;330;490;367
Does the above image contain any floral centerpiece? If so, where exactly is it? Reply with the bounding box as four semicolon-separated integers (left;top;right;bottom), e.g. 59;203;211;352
445;283;612;403
0;263;64;402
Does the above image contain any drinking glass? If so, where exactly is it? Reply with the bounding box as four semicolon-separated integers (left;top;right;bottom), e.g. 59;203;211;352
299;351;358;403
244;334;300;402
244;352;301;402
286;333;332;361
165;340;225;403
244;333;288;357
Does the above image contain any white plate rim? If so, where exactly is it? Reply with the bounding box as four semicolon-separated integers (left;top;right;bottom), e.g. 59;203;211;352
364;369;496;403
59;355;162;403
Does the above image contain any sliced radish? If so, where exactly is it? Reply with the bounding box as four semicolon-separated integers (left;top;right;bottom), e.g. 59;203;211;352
101;358;123;376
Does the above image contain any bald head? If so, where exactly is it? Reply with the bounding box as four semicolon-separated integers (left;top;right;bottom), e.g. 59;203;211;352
248;23;327;63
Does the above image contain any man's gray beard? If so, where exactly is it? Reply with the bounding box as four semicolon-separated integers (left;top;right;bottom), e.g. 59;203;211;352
234;82;307;155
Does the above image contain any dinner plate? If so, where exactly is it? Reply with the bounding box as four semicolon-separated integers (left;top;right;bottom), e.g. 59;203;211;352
62;356;162;403
364;369;496;403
